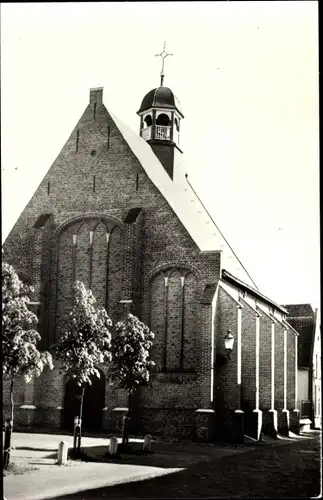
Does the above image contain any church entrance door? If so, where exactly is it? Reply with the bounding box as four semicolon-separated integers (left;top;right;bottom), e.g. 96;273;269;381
63;371;105;433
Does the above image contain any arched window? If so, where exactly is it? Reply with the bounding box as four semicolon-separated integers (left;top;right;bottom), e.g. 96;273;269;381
144;115;152;128
55;217;124;337
149;268;197;373
156;113;170;126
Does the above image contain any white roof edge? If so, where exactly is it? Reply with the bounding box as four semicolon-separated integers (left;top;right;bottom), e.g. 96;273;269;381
239;296;261;317
219;281;243;308
272;313;286;327
256;304;276;322
283;320;299;335
108;109;259;288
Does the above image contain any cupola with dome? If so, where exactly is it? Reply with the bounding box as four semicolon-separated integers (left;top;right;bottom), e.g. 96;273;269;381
137;43;184;180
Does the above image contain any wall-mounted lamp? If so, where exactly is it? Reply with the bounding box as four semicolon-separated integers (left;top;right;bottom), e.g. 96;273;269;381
223;330;235;359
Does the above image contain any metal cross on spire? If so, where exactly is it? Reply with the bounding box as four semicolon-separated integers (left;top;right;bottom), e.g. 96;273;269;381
155;41;173;86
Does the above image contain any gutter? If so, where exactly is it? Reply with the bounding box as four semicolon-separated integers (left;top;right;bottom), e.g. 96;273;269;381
222;269;288;315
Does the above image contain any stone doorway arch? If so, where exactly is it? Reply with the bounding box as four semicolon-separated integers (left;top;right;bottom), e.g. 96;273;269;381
62;370;106;432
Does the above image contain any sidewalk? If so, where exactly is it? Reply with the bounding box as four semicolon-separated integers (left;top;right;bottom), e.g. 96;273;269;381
3;430;320;500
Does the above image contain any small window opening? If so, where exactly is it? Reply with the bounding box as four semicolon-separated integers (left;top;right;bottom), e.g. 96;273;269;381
136;173;139;191
47;181;50;195
93;175;96;192
93;103;97;120
156;113;170;126
144;115;152;128
76;129;79;152
107;126;110;150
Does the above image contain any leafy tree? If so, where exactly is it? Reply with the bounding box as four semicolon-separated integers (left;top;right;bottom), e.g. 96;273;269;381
111;313;155;445
2;261;53;467
54;280;112;451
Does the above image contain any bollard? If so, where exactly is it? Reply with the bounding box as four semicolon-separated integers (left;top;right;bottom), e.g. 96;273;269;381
73;417;81;454
143;434;152;452
121;415;128;444
3;418;12;469
57;441;68;465
109;436;118;456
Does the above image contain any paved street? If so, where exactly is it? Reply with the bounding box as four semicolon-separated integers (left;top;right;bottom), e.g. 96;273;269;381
4;431;321;499
49;433;321;499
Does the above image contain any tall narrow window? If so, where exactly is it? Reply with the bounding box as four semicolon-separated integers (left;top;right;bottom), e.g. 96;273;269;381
76;129;79;152
107;126;110;150
93;175;96;192
150;269;197;372
93;103;97;120
47;181;50;195
136;173;139;191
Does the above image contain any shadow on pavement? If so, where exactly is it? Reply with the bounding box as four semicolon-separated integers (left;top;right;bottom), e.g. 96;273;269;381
46;435;321;500
69;444;231;468
15;447;58;452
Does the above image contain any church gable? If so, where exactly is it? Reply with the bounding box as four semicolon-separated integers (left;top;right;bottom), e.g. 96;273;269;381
3;87;222;349
3;88;203;276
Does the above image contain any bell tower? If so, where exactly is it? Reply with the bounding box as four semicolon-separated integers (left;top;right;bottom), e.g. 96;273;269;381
137;42;184;180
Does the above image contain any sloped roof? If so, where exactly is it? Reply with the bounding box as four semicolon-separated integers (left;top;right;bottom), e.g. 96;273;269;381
109;110;258;289
284;304;315;367
222;269;288;314
283;304;314;318
137;87;183;117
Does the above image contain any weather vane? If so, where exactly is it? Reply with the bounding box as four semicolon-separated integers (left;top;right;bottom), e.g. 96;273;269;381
155;41;173;86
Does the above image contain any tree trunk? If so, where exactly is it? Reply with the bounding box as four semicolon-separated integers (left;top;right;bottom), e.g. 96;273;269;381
10;376;14;426
77;385;85;454
122;389;132;446
79;385;85;422
4;376;14;468
127;389;132;444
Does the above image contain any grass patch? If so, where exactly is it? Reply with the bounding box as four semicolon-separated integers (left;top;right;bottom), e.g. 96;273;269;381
3;462;40;476
67;443;154;463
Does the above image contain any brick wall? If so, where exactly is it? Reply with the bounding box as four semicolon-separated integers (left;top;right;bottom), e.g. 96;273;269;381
149;142;174;179
259;314;272;410
287;330;296;410
149;269;198;373
240;299;257;411
275;322;285;410
91;221;109;308
2;91;222;437
183;272;198;371
214;287;239;439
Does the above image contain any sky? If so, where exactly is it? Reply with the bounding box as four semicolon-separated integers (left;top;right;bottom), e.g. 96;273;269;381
1;1;319;309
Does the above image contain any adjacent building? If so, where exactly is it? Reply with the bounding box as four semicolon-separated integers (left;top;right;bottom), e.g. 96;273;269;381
285;304;321;430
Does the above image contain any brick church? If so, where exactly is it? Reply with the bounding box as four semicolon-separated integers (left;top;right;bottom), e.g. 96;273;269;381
3;75;301;441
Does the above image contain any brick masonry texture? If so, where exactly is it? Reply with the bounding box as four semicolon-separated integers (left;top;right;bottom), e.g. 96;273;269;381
214;287;239;440
149;142;175;179
259;314;272;410
287;330;296;410
2;89;299;440
240;299;257;410
2;92;222;438
275;322;285;410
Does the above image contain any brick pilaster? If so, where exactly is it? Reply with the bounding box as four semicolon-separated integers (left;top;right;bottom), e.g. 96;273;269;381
121;209;143;318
